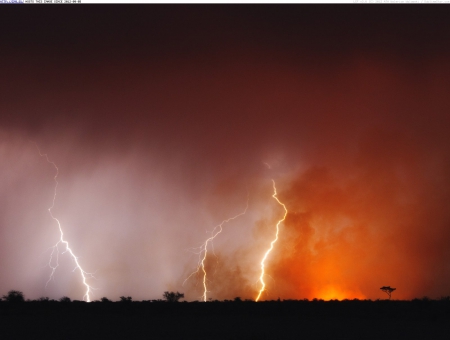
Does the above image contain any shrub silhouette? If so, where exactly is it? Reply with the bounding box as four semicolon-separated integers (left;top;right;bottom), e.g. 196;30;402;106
2;290;25;303
120;296;132;303
162;291;184;302
59;296;71;303
38;297;50;302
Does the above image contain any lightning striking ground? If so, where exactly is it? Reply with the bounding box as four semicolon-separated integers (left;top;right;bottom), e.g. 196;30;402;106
255;179;287;301
184;194;249;302
36;146;94;302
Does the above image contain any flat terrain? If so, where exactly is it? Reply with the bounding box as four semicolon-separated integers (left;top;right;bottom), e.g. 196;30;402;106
1;300;450;339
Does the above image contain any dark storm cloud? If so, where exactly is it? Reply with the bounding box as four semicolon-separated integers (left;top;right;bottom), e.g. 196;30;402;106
1;5;450;301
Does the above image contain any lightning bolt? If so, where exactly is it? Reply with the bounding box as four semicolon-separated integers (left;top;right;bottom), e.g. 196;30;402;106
255;179;287;301
36;145;94;302
184;193;249;302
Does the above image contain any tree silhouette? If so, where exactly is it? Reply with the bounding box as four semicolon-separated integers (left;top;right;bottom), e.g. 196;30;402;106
162;291;184;302
119;296;132;303
59;296;71;303
380;286;396;299
2;290;25;303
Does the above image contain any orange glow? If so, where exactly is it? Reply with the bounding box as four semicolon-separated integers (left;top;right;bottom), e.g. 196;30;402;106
313;285;366;301
263;161;431;301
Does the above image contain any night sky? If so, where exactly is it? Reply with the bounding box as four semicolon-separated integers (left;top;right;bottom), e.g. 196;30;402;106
1;5;450;302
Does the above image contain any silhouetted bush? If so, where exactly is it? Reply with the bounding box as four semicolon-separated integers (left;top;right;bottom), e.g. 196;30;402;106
38;297;50;302
59;296;71;303
162;291;184;302
120;296;132;303
2;290;25;303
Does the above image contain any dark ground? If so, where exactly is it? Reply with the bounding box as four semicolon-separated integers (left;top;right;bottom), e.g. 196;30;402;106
1;299;450;339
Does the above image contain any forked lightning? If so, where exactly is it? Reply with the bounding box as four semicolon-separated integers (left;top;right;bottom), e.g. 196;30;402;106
256;179;287;301
184;194;249;302
36;145;94;302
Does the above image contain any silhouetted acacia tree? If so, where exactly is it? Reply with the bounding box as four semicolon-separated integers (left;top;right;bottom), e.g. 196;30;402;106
380;286;396;299
163;291;184;302
2;290;25;303
101;297;112;303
